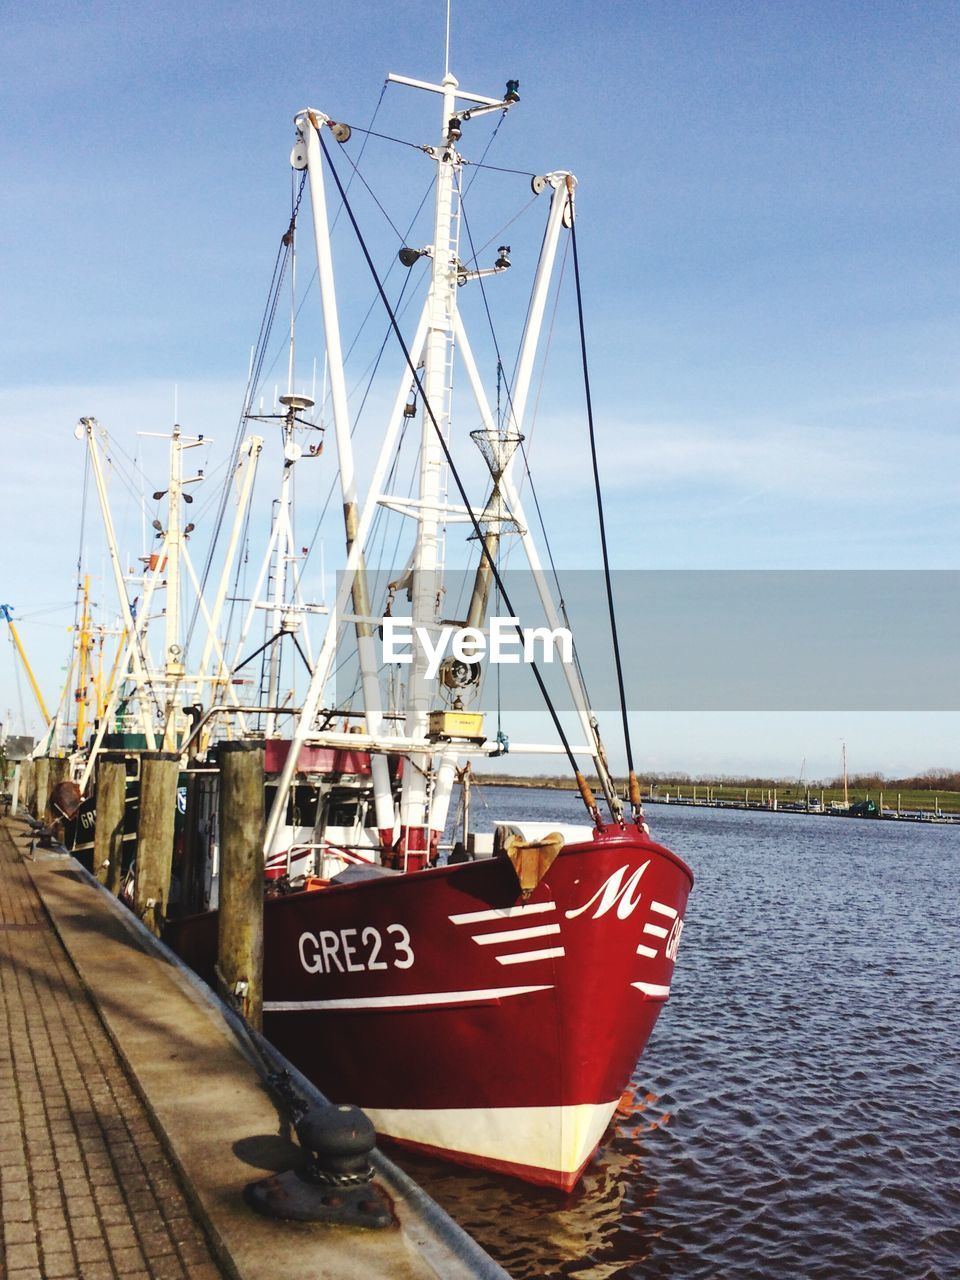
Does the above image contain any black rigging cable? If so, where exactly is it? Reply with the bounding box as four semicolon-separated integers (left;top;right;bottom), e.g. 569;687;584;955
456;191;570;606
316;127;595;808
255;85;393;396
567;188;641;815
184;177;305;657
340;122;538;179
456;184;603;740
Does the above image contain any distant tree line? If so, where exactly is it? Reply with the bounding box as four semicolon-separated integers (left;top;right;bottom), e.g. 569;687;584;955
643;768;960;792
476;767;960;793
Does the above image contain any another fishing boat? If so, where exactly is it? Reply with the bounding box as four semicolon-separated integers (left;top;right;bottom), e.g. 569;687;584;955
143;61;692;1191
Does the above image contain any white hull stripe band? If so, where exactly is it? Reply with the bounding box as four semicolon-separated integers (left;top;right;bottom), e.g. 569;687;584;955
264;984;554;1012
364;1099;620;1176
631;981;671;998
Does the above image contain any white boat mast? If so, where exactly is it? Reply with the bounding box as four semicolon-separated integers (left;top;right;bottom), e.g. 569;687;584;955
395;71;465;860
141;424;206;746
196;433;263;712
293;104;399;846
77;418;158;748
263;70;621;854
263;396;310;736
78;528;171;790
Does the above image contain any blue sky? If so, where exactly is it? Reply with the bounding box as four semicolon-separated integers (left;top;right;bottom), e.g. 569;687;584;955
1;1;958;778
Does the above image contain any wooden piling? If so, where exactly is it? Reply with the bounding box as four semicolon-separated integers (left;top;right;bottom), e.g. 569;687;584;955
94;753;128;894
216;740;265;1032
33;757;50;821
177;767;205;916
134;752;180;936
46;757;70;823
17;758;34;817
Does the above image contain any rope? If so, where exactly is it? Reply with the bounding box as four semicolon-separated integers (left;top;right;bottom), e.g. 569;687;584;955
252;83;393;397
316;126;586;791
184;181;302;656
457;188;597;716
298;201;430;582
343;121;538;179
567;188;638;807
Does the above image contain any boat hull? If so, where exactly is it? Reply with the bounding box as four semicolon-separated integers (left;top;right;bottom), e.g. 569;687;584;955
166;822;692;1190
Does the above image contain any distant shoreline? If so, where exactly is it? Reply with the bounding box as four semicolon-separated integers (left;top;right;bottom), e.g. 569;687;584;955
471;773;960;818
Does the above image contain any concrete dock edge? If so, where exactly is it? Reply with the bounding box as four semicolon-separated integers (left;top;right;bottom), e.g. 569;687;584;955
20;834;510;1280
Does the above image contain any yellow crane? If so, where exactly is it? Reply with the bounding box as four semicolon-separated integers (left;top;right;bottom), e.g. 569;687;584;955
1;603;51;726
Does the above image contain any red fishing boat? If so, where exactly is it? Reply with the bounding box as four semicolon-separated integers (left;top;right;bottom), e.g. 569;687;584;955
170;814;691;1189
163;54;694;1192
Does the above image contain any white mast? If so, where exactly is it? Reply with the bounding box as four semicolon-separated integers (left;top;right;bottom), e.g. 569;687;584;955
381;71;517;864
266;74;555;859
164;424;184;683
77;418;157;748
425;173;580;840
396;71;462;864
296;106;397;846
262;303;432;857
262;214;309;737
197;434;263;705
79;530;171;790
263;399;305;737
843;740;849;807
142;423;205;747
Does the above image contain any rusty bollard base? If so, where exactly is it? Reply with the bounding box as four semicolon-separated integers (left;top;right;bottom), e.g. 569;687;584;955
246;1103;395;1228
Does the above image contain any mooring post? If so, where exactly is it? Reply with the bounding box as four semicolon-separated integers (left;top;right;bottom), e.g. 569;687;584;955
134;751;181;936
46;757;70;820
16;757;33;817
32;757;50;821
177;766;204;916
217;739;265;1031
94;752;128;894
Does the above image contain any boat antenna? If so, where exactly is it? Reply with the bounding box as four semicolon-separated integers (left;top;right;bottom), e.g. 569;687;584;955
444;0;452;77
568;182;644;824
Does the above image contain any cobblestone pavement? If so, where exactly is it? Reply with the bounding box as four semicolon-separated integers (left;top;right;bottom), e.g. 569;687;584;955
0;824;225;1280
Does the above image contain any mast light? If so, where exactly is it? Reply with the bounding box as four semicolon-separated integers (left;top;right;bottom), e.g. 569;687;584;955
398;247;424;268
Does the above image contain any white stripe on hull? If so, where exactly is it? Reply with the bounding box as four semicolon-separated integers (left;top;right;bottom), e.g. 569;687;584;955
472;923;561;945
449;901;557;924
263;983;553;1012
495;946;565;966
650;900;678;919
631;981;671;998
364;1099;620;1178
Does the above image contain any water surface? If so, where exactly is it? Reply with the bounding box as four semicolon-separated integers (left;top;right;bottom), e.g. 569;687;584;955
396;789;960;1279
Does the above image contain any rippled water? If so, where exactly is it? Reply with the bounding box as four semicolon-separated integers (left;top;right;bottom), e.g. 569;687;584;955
394;788;960;1279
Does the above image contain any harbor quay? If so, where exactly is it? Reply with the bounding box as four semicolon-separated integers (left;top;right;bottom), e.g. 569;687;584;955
0;817;508;1280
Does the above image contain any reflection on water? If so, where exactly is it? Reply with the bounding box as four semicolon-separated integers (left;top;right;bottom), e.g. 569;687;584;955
398;790;960;1278
391;1129;645;1279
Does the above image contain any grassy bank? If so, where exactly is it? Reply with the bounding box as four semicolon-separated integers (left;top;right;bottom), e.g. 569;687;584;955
472;774;960;814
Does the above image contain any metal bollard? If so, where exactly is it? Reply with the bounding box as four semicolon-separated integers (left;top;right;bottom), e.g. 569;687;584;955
246;1103;393;1227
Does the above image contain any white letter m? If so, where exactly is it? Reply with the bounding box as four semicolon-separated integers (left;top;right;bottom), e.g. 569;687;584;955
564;861;650;920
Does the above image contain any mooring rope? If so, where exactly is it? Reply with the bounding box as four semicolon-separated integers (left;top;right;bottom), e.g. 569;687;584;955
567;184;642;819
